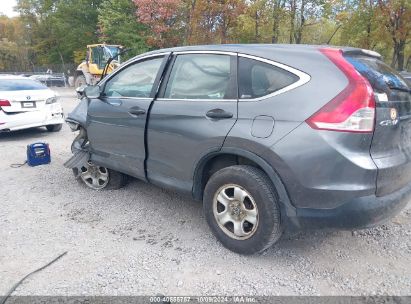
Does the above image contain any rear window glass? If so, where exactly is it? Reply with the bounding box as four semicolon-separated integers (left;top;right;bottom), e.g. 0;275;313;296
0;79;48;91
238;57;299;99
345;56;409;92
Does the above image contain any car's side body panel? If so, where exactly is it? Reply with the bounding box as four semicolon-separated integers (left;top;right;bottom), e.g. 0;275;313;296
87;96;153;179
66;44;410;234
267;124;377;209
146;52;238;192
87;54;171;179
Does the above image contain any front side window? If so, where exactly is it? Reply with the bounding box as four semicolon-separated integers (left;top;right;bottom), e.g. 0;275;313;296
104;57;163;98
239;57;299;99
164;54;235;99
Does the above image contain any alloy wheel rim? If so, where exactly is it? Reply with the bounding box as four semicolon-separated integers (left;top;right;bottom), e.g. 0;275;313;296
213;184;259;240
79;162;109;190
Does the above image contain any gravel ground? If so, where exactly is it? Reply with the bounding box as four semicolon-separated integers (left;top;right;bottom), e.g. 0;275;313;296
0;87;410;296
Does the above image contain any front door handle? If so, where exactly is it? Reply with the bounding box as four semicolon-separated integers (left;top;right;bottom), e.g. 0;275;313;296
206;109;233;119
129;107;146;116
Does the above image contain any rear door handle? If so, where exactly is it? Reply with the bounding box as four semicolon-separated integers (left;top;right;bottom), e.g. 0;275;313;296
206;109;233;119
129;107;146;116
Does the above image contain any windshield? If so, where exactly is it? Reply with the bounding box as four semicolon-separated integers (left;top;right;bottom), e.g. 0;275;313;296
105;46;120;60
102;46;121;65
0;79;48;91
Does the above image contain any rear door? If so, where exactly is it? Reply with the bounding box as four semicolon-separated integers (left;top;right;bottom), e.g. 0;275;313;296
345;54;411;196
87;54;169;179
146;52;238;192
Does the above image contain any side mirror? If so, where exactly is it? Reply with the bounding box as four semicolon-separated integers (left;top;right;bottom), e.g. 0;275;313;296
84;85;101;99
75;85;87;99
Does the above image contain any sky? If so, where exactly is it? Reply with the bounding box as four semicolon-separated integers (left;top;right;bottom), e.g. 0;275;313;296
0;0;18;17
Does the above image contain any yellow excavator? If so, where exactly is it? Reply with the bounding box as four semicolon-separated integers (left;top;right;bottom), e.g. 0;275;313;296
74;44;123;87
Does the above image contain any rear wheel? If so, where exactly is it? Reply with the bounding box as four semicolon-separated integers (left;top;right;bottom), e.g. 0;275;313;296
46;124;62;132
203;165;282;254
73;162;127;190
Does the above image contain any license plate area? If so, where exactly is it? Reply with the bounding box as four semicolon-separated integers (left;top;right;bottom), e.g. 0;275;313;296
21;101;36;108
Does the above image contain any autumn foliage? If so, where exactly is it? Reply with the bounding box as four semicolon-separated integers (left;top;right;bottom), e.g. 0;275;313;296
132;0;246;47
1;0;410;72
133;0;182;47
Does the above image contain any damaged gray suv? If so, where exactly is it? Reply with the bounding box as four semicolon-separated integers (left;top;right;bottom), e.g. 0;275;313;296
66;44;411;254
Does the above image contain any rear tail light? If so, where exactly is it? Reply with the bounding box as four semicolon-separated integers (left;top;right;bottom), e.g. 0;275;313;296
0;99;11;107
306;48;375;133
46;97;58;104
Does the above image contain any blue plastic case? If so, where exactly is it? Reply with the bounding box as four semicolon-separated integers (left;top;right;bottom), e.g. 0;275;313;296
27;142;51;166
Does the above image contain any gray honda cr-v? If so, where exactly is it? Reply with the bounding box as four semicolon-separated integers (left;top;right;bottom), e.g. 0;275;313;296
66;44;411;254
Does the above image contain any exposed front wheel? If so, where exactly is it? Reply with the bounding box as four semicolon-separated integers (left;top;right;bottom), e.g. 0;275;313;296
203;165;282;254
73;162;127;190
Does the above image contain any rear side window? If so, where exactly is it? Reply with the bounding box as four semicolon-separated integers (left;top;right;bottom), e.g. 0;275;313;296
345;56;409;92
164;54;235;100
0;79;48;91
239;57;299;99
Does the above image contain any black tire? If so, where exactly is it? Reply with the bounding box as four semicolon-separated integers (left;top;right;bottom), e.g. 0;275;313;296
74;75;87;88
46;124;63;132
203;165;282;255
72;165;127;190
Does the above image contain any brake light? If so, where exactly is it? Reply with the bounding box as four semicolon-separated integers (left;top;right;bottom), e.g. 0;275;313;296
0;99;11;107
306;48;375;133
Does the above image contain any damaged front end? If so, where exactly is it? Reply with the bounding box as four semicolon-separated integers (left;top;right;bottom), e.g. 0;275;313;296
65;97;89;131
64;97;90;170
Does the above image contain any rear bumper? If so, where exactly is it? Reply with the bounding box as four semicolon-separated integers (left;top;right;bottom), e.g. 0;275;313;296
0;104;64;131
293;182;411;230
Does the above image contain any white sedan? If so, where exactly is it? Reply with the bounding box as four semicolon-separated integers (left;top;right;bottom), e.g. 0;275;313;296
0;75;64;132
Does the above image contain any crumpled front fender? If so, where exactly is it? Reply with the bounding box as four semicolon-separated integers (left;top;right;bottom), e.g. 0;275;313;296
65;98;89;130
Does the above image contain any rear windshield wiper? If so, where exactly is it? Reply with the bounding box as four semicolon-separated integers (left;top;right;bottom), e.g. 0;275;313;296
389;86;410;93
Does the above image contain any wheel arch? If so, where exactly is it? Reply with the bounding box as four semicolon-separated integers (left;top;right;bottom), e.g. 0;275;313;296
192;147;297;220
74;69;84;78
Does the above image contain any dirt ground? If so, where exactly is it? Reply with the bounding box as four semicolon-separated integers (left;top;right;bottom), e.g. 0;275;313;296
0;87;410;296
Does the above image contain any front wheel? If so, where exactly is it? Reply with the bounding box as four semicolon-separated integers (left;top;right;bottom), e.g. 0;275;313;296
73;162;127;190
203;165;282;254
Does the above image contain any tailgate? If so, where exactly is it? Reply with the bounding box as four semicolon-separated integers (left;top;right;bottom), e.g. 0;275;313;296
345;54;411;196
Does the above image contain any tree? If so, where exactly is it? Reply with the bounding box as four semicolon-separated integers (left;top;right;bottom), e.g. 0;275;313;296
51;0;103;66
188;0;245;44
133;0;183;48
268;0;286;43
246;0;268;42
16;0;103;69
98;0;148;57
0;0;410;72
376;0;411;70
287;0;325;44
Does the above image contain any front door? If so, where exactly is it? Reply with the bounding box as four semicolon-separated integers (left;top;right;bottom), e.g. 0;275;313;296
87;54;168;179
147;52;238;192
